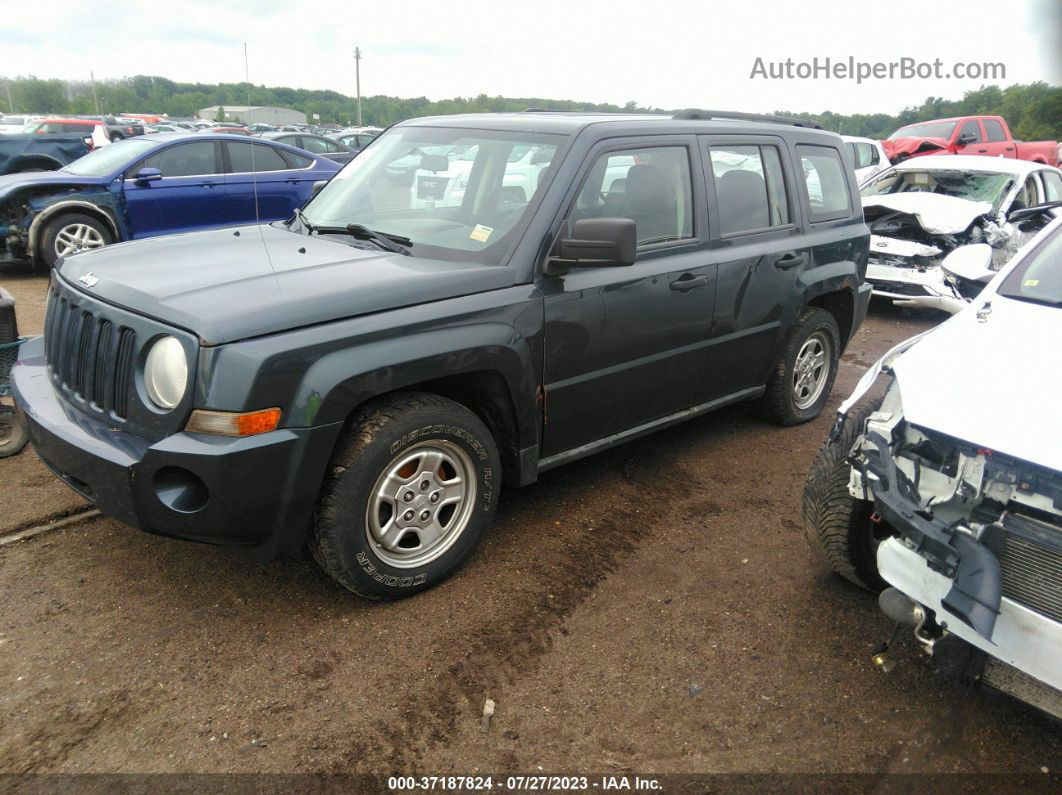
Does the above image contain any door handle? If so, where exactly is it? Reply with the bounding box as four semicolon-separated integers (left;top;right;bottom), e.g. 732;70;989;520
669;274;710;292
774;252;806;270
1005;146;1014;151
977;149;988;153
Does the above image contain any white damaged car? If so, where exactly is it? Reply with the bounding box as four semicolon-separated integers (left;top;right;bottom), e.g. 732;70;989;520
861;155;1062;313
803;214;1062;719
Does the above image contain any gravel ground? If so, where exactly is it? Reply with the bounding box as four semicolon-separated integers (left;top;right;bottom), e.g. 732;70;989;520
0;267;1058;777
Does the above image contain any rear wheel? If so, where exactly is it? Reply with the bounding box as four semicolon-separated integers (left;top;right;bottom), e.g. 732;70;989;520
758;307;840;425
310;393;501;599
802;397;888;591
39;213;113;269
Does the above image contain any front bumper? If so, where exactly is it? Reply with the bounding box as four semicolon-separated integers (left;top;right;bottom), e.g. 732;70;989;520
878;537;1062;699
866;263;966;313
12;336;343;559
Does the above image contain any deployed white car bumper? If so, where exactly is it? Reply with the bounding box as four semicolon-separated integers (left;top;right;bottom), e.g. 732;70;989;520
878;537;1062;717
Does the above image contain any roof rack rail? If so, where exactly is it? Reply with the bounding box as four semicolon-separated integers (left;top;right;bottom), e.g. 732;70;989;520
672;109;822;129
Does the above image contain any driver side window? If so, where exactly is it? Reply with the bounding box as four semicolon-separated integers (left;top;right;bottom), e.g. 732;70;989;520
958;119;983;144
569;146;694;247
139;142;220;177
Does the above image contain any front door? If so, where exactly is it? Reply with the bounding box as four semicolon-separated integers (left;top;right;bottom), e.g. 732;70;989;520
540;139;717;457
123;140;227;238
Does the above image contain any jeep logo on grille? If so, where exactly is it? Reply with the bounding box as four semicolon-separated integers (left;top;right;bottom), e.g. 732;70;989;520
79;273;99;288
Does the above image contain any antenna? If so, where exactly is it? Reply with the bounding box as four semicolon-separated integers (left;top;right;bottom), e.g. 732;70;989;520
244;43;279;284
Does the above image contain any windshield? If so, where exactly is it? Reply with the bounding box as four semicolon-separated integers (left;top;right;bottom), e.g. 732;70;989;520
301;126;564;265
887;121;957;141
860;168;1014;212
998;224;1062;308
62;138;157;176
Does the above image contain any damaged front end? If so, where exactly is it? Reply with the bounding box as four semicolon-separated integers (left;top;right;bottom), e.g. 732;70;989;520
843;380;1062;718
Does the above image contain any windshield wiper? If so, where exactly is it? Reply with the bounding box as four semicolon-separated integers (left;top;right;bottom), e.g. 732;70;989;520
308;222;412;255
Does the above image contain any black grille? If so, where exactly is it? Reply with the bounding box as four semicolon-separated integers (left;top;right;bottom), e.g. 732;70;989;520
1000;513;1062;625
44;285;136;419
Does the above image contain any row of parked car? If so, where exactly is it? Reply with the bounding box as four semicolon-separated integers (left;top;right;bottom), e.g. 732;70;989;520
2;109;1059;723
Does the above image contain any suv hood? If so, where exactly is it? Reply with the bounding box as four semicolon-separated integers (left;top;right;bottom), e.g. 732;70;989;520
891;296;1062;472
862;193;994;235
58;224;514;344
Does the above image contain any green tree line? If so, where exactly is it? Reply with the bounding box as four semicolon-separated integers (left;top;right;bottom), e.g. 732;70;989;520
2;75;1059;140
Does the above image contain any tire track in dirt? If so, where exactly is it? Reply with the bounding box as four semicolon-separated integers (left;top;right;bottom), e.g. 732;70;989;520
353;455;705;771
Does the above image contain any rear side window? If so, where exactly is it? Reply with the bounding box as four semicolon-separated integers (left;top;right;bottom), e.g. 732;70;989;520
984;119;1007;142
226;142;289;173
1043;171;1062;202
142;142;220;177
709;144;790;235
847;142;879;169
796;145;851;222
281;150;313;169
570;146;694;247
63;122;91;133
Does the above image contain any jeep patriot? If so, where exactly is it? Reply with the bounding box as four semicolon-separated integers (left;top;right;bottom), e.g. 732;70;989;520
13;110;872;597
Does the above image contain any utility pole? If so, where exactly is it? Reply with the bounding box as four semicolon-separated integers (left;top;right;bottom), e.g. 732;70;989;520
354;46;362;127
90;71;101;115
4;79;13;114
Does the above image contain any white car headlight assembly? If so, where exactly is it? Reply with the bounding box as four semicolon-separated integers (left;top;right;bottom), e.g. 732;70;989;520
144;336;189;410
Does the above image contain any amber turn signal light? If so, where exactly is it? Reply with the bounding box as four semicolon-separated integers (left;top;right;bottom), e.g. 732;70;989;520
186;407;282;437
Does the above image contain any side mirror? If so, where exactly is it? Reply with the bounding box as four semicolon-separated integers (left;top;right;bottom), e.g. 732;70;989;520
956;133;975;147
545;218;637;275
941;243;994;285
419;154;449;172
311;179;328;198
134;167;162;184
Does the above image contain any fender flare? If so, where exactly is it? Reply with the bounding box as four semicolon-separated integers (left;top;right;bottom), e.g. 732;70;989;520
27;200;121;260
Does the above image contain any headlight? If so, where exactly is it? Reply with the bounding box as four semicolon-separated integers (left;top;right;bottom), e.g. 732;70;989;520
144;336;188;410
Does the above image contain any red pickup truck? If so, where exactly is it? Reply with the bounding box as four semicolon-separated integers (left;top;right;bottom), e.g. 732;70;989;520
882;115;1060;167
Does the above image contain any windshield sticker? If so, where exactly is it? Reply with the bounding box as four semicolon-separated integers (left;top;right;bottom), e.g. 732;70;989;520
1024;279;1040;287
913;173;929;184
470;224;493;243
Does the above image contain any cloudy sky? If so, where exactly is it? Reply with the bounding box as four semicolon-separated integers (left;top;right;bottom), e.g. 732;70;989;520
3;0;1059;114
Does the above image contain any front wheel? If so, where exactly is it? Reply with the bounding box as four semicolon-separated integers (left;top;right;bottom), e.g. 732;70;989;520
802;397;888;591
758;307;840;425
0;406;29;458
39;212;114;269
310;393;501;599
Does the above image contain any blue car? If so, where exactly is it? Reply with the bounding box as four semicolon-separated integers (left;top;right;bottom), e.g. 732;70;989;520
0;133;341;269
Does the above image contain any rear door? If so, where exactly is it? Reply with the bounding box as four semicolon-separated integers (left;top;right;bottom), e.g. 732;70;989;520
700;136;809;399
222;140;318;223
122;140;227;237
540;137;717;456
980;118;1012;158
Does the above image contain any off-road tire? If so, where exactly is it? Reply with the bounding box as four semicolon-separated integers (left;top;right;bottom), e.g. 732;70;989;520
802;396;888;591
39;212;113;270
0;406;29;458
309;393;501;599
758;307;841;425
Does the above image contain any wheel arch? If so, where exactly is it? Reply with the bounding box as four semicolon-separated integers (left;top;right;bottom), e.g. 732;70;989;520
273;327;540;488
9;156;63;173
27;200;121;262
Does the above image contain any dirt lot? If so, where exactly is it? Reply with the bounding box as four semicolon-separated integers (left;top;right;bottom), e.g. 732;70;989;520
0;267;1058;777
